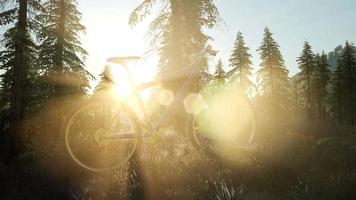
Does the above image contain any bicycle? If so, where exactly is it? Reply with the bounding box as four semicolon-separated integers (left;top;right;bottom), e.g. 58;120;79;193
60;47;255;172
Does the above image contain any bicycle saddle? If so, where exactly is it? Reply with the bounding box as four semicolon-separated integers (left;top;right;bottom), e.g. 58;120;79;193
107;56;141;65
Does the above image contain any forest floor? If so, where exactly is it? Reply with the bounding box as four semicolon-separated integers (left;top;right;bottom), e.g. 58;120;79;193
1;133;356;200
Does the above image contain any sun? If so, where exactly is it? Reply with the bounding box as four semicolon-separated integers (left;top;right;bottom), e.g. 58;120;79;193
108;59;158;99
82;15;158;97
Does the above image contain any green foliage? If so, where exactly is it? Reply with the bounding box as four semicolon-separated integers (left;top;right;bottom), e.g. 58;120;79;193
130;0;220;92
330;42;356;124
36;0;91;98
297;41;316;115
129;0;221;129
312;53;330;120
3;130;356;199
0;8;17;25
0;0;92;159
257;27;290;111
214;59;225;83
0;0;43;133
228;31;254;95
330;59;346;122
94;65;115;93
206;59;226;94
327;45;344;70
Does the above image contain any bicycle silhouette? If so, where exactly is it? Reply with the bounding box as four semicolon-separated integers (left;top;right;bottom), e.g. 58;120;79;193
61;47;255;172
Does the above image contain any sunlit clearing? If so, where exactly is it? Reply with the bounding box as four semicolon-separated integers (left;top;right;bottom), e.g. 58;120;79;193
196;86;255;162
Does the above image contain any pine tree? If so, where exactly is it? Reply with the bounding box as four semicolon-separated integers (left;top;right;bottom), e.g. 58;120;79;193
330;42;356;124
340;41;356;124
291;74;304;112
313;52;330;121
214;59;225;84
297;41;316;116
331;59;346;123
129;0;220;92
94;66;115;93
327;45;343;70
36;0;91;98
228;31;254;95
129;0;220;128
0;0;43;158
257;27;289;110
34;0;92;142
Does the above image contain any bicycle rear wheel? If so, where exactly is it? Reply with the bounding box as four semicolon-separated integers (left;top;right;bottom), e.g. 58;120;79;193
61;98;140;172
186;90;255;154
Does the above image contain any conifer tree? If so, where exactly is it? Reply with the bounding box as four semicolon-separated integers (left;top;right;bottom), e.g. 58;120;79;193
330;42;356;124
33;0;92;142
331;59;346;123
257;27;289;110
328;45;343;70
129;0;220;92
340;41;356;124
36;0;91;98
129;0;220;128
214;59;225;84
313;52;330;120
291;74;304;111
94;66;115;93
0;0;43;158
297;41;316;116
228;31;254;95
208;59;226;95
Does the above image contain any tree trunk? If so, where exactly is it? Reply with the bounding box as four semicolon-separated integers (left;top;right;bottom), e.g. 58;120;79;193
337;98;342;123
54;0;66;97
7;0;28;159
306;69;311;118
47;0;66;142
168;0;186;129
345;51;354;125
322;105;326;121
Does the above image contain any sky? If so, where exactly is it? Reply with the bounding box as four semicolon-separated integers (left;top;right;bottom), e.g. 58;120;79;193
77;0;356;81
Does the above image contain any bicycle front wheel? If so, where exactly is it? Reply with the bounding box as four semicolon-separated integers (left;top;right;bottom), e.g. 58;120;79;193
61;98;140;172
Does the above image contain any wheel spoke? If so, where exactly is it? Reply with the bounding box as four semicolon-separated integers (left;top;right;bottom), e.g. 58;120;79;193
64;101;138;172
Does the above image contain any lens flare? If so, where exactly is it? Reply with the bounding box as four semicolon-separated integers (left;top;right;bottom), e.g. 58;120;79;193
195;86;255;161
183;93;206;114
157;89;174;106
110;66;133;97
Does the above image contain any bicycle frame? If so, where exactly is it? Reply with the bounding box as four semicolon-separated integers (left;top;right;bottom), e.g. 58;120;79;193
106;63;209;139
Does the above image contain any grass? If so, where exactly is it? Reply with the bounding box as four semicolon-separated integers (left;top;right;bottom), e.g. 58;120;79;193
1;129;356;199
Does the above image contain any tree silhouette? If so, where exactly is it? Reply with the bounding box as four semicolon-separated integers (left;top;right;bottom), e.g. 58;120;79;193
337;41;356;124
331;59;346;123
0;0;43;159
129;0;220;92
94;65;115;93
37;0;91;98
257;27;289;110
228;31;254;95
214;59;225;84
129;0;220;129
313;52;330;121
33;0;92;142
297;41;316;117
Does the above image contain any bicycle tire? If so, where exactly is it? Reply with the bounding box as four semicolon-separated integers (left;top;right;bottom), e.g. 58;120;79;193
60;97;140;172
